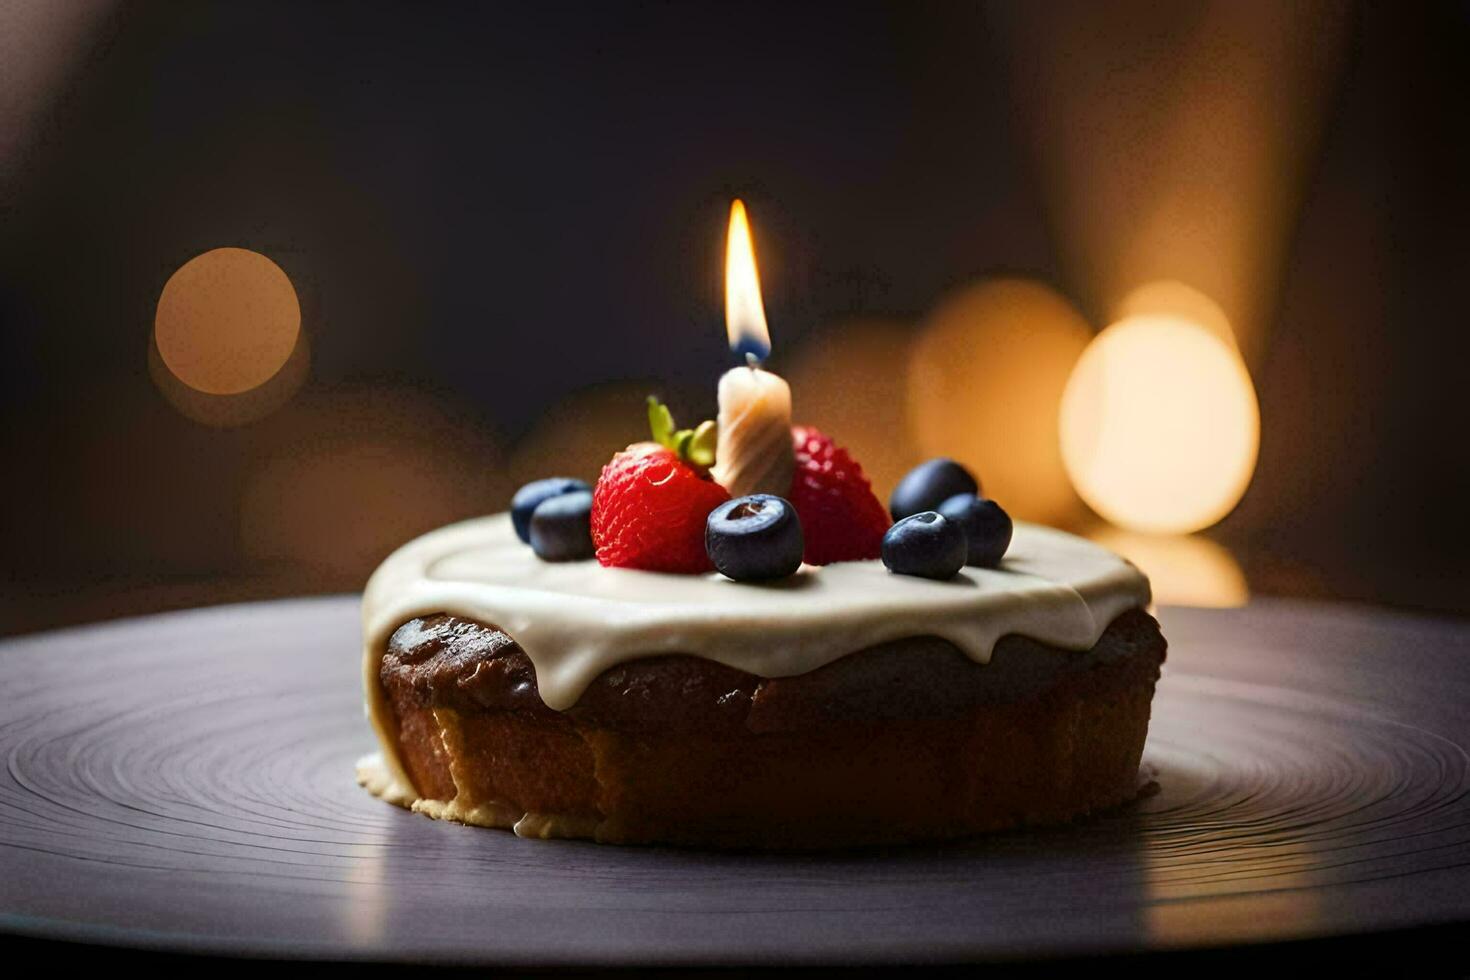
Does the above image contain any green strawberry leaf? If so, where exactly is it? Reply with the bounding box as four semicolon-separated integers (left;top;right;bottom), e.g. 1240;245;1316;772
686;420;717;468
647;395;676;448
646;395;718;470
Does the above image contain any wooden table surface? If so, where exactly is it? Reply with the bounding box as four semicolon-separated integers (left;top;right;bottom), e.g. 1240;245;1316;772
1;597;1467;967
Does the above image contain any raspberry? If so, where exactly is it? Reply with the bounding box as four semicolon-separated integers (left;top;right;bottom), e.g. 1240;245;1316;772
787;425;891;565
592;443;731;573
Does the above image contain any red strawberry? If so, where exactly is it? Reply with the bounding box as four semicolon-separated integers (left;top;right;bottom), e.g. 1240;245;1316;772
788;425;891;565
591;399;730;573
592;443;730;572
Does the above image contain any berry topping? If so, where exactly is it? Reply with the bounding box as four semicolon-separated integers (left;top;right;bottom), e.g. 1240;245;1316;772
705;494;805;582
787;425;891;565
937;493;1013;568
511;477;591;544
889;458;979;522
590;398;730;573
881;511;967;580
529;489;595;562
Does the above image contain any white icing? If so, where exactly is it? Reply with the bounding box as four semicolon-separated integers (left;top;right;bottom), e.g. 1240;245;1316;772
355;752;414;807
360;513;1150;798
357;751;604;839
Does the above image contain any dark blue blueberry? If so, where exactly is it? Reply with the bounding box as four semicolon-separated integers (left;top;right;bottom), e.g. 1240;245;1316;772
889;458;980;522
937;493;1013;568
881;511;967;580
529;490;595;562
705;494;804;582
512;477;590;544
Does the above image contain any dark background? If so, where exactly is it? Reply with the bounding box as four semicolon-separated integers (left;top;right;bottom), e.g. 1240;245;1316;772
2;0;1467;633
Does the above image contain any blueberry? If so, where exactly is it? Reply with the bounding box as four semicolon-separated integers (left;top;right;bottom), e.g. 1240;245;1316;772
705;494;804;582
881;511;967;580
512;477;590;544
889;458;980;522
937;493;1013;568
529;490;595;561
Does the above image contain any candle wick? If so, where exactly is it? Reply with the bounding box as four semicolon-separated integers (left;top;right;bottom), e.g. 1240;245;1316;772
745;352;761;370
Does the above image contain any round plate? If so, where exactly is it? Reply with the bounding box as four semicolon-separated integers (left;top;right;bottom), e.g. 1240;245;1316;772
1;597;1468;966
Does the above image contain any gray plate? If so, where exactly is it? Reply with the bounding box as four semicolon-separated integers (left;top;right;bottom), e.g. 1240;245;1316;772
2;597;1468;966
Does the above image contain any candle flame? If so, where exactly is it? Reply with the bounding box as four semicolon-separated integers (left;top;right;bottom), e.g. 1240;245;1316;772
724;199;772;361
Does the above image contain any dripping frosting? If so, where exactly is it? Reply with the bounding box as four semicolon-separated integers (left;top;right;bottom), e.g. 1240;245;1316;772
361;513;1150;796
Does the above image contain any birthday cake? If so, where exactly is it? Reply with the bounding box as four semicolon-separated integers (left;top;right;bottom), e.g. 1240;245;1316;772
357;200;1162;847
357;397;1163;848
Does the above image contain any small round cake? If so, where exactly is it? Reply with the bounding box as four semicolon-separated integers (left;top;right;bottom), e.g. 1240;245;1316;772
358;514;1163;848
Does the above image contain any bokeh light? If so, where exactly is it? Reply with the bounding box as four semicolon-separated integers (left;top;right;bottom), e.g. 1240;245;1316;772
1002;3;1350;367
1091;526;1248;609
1060;314;1260;534
785;319;918;497
148;325;309;428
907;279;1092;526
1116;280;1236;351
154;247;300;395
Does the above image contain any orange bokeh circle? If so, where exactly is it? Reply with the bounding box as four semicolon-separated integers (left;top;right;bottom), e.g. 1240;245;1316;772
154;247;300;395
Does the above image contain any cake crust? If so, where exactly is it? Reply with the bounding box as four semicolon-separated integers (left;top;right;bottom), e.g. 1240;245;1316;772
374;609;1166;848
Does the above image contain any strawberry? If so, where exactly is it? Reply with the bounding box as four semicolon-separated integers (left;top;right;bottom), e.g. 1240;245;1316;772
788;425;891;565
591;399;730;573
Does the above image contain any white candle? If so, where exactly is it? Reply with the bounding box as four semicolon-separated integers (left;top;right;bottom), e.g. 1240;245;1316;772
711;200;795;498
713;357;794;498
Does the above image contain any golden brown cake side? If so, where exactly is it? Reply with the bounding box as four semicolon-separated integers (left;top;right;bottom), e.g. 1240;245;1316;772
374;609;1166;848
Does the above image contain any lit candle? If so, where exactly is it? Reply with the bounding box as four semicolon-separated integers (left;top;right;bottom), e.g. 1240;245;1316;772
711;200;795;499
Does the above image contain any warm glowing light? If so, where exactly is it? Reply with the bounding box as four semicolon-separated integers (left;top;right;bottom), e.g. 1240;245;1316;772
148;327;310;428
907;279;1092;526
1003;5;1349;366
1090;527;1248;608
1117;280;1236;351
724;199;771;360
154;247;300;395
1060;315;1259;534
